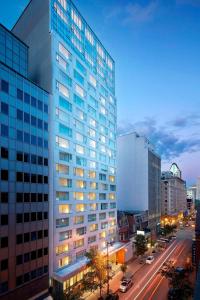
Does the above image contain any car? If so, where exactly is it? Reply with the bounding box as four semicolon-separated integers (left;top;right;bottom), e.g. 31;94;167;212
119;279;133;292
146;256;154;264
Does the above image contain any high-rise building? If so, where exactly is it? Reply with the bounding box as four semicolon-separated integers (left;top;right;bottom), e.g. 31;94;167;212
0;24;49;300
161;163;187;217
12;0;128;297
117;132;161;233
196;178;200;201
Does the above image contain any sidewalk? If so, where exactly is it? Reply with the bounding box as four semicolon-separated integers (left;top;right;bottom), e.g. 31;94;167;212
85;258;144;300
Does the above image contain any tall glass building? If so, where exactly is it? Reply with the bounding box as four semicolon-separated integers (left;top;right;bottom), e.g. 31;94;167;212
0;24;49;299
12;0;129;296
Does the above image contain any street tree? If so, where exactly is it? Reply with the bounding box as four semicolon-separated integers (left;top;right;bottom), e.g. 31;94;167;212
135;234;147;257
120;264;127;277
160;224;177;237
161;263;193;299
83;248;107;299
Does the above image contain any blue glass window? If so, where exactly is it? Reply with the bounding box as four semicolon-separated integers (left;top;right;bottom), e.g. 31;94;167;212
31;116;37;126
38;137;43;147
17;109;23;121
1;124;8;137
74;94;84;108
1;102;8;115
74;70;84;85
59;97;72;112
17;130;23;141
31;96;37;107
24;112;30;123
38;100;43;111
24;132;30;143
0;80;9;94
59;124;72;137
17;89;23;100
31;135;37;145
24;93;30;104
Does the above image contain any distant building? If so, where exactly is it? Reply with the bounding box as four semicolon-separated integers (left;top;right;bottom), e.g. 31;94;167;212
187;185;197;201
161;163;187;217
117;132;161;233
117;211;130;242
196;178;200;200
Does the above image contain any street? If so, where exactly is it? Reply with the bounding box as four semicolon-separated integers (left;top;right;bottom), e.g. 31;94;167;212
119;228;194;300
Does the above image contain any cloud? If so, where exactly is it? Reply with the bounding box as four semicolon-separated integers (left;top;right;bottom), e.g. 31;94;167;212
170;114;200;128
118;117;200;161
123;1;158;24
176;0;200;6
104;1;159;25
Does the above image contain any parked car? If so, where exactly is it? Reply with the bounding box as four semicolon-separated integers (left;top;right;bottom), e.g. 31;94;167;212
119;279;133;292
146;256;154;264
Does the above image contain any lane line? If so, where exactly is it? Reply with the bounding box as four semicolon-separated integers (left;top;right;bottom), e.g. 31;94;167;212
127;241;182;300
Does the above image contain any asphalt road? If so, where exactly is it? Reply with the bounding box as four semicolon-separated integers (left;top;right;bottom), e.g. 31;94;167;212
119;227;194;300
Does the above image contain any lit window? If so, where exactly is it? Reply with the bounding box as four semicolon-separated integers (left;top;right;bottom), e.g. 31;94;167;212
59;178;72;188
85;28;94;45
76;180;86;189
109;193;115;200
76;204;86;212
96;44;105;59
100;135;106;144
88;193;96;201
56;54;67;70
56;136;69;149
89;223;98;232
56;164;69;174
74;238;84;249
74;168;84;177
59;43;71;60
74;215;84;224
109;175;115;183
76;144;85;155
56;108;70;123
56;81;70;98
89;139;96;148
100;106;107;115
90;182;97;190
56;244;69;255
88;128;96;138
75;84;85;98
88;171;96;179
89;74;97;87
72;24;82;41
56;191;69;201
89;161;96;169
54;3;67;24
106;56;113;71
71;9;82;30
58;256;71;268
89;118;97;128
85;52;94;67
58;0;67;10
100;95;106;106
89;203;98;211
59;205;71;214
74;192;84;200
99;231;106;239
88;236;96;244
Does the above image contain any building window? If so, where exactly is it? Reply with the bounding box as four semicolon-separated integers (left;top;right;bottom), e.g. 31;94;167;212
56;81;70;98
1;170;8;181
1;102;9;115
59;43;71;60
1;124;8;137
0;192;8;203
0;80;9;93
0;237;8;248
0;215;8;226
0;259;8;271
1;147;8;159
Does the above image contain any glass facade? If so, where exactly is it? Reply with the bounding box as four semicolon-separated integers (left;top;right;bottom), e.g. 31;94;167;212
0;25;49;299
50;0;117;274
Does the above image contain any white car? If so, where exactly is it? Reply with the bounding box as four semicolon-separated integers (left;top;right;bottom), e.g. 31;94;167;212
146;256;154;264
119;279;133;292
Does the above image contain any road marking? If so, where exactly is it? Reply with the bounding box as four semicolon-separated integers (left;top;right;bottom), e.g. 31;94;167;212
126;241;181;300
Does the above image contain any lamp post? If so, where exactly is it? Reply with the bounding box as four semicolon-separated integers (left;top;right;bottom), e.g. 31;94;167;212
106;241;114;295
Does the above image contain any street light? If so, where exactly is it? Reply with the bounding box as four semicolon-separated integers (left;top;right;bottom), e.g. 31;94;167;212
106;241;114;295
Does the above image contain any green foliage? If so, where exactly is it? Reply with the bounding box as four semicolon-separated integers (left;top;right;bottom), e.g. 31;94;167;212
160;224;177;237
161;263;193;299
135;234;147;256
83;249;107;297
120;264;127;275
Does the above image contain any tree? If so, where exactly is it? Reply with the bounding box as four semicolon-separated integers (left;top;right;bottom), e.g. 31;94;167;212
82;248;107;299
160;224;177;237
120;264;127;277
161;262;193;299
135;234;147;257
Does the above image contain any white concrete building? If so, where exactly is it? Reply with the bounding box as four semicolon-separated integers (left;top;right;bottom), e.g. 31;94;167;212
161;163;187;216
117;132;161;232
12;0;130;296
196;178;200;200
